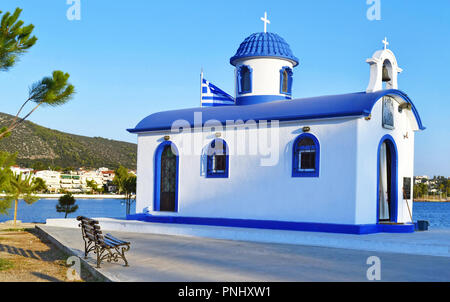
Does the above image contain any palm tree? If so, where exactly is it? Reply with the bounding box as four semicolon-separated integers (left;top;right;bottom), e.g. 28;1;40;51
113;165;128;195
6;172;39;226
0;152;16;214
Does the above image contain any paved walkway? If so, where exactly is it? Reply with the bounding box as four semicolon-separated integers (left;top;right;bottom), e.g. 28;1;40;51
38;225;450;282
46;218;450;257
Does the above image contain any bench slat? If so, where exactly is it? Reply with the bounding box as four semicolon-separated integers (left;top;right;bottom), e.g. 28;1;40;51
82;223;100;230
81;218;98;225
85;232;96;242
78;216;99;225
105;234;129;245
83;226;102;235
83;228;101;236
105;236;126;245
102;238;122;248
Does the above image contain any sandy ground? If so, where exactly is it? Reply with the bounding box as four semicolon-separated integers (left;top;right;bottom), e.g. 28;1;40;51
0;223;99;282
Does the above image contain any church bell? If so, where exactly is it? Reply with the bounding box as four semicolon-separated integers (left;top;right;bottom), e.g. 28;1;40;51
382;65;391;82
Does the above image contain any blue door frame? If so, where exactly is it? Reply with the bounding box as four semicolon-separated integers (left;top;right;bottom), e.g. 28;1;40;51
154;141;179;212
376;134;398;223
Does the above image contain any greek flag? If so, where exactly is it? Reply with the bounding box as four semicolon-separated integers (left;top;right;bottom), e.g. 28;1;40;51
201;74;235;107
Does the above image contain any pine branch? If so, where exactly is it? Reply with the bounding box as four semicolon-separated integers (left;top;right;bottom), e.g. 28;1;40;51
0;7;37;71
0;71;75;140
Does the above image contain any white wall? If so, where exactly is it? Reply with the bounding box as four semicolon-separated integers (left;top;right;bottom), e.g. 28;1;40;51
355;96;417;224
136;117;360;224
234;58;295;99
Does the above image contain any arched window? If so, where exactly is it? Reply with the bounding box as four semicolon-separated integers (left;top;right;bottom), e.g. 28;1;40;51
280;66;293;95
206;139;229;178
238;65;252;94
292;133;320;177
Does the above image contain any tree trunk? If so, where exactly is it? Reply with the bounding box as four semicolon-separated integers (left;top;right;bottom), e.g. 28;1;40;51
13;199;18;226
126;194;131;215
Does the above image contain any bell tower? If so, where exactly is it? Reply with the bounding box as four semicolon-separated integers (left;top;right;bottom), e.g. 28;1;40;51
230;12;299;105
366;37;403;93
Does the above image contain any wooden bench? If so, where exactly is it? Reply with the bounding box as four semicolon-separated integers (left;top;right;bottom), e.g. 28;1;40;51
76;216;131;268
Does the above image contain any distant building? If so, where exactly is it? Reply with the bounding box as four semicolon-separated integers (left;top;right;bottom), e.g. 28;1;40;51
81;170;104;191
60;174;83;193
11;166;33;179
34;170;61;193
30;167;116;194
101;170;115;183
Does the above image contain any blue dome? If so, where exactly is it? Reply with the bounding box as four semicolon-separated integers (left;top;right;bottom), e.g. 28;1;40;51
230;32;299;67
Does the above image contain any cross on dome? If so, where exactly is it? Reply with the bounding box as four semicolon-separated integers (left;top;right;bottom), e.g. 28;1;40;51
382;37;389;50
260;11;270;33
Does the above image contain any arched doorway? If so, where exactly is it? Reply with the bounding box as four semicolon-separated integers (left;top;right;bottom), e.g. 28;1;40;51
377;135;398;223
154;141;178;212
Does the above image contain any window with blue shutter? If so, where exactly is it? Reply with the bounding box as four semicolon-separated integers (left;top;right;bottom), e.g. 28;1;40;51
237;65;252;94
280;66;293;95
206;139;229;178
292;133;320;177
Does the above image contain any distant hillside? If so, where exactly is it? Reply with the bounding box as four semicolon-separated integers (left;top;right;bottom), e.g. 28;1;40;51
0;112;136;169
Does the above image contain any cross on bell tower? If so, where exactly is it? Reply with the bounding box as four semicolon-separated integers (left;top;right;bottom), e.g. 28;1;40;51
382;37;389;50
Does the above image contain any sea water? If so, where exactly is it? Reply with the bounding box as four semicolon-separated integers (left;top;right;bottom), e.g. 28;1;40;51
0;199;448;229
0;198;135;223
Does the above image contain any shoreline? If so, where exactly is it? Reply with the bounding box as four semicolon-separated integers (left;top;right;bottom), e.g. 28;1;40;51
414;199;449;203
35;193;132;199
0;193;132;199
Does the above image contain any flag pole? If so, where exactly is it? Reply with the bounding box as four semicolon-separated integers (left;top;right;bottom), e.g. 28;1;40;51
200;68;204;107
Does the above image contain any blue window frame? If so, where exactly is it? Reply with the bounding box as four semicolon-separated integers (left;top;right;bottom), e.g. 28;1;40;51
292;133;320;177
237;65;252;94
280;66;293;95
206;139;229;178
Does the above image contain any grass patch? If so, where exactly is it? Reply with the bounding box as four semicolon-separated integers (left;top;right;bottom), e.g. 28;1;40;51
0;258;14;271
0;228;26;232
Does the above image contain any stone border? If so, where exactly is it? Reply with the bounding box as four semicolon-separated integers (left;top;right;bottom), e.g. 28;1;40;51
34;225;111;282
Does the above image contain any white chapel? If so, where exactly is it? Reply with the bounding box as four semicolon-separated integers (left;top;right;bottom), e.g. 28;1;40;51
127;14;424;234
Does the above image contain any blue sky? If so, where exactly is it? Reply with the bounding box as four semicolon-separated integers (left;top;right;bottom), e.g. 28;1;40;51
0;0;449;176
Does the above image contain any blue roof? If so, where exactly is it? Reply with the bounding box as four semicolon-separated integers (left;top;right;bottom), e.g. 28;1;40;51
230;32;299;66
128;89;424;133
